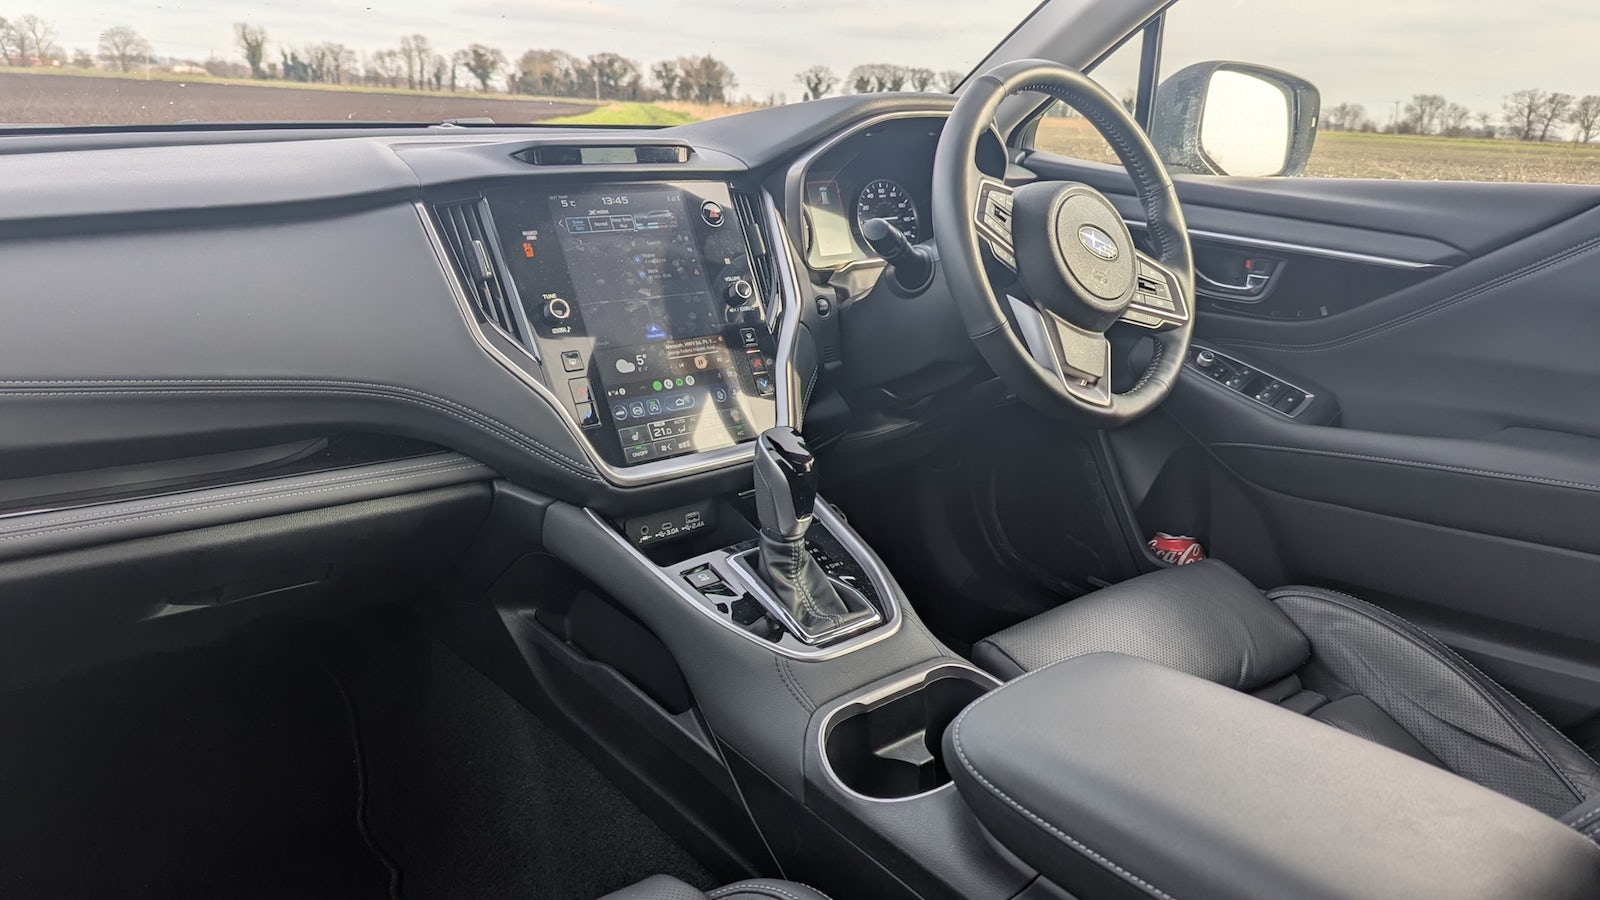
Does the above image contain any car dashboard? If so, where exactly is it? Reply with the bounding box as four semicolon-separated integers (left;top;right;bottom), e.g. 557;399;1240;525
0;93;988;515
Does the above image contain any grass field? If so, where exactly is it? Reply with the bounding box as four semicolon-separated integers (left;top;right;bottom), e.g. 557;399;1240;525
1034;116;1600;184
542;102;696;126
0;69;594;127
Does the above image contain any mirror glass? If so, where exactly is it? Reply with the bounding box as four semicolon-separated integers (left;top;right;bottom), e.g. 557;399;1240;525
1199;69;1292;176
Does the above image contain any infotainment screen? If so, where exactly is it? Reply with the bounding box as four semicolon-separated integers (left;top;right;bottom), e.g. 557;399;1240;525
487;182;778;469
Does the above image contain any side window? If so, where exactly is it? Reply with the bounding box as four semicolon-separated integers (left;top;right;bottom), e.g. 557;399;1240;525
1030;0;1600;184
1030;33;1144;164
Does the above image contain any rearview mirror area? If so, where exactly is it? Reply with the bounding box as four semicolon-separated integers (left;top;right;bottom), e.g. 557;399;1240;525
1151;62;1320;177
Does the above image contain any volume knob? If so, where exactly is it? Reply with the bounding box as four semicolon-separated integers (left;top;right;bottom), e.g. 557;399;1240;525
544;297;573;323
724;279;754;307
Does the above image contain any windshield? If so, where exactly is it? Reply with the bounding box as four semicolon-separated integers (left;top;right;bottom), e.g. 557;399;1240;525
0;2;1042;128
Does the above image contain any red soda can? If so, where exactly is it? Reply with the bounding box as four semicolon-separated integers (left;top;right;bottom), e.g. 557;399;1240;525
1148;533;1205;565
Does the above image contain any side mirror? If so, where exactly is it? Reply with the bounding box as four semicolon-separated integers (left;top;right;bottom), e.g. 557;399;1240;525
1150;62;1320;177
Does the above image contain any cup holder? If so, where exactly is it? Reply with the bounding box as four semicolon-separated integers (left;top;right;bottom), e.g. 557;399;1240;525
821;667;994;800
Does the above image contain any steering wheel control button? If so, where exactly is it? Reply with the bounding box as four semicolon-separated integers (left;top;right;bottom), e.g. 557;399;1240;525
700;200;725;227
560;350;584;372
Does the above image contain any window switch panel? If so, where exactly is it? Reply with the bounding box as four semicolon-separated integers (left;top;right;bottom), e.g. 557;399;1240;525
1187;346;1313;418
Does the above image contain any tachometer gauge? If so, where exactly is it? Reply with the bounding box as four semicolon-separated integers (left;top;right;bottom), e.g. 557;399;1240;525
855;180;921;245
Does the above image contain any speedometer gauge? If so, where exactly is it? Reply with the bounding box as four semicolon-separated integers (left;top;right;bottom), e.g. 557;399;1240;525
855;180;921;244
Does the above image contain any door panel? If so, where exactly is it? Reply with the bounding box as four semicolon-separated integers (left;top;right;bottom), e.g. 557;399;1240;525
1023;152;1600;729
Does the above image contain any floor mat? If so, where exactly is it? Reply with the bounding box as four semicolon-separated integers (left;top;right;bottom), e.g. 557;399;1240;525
0;616;713;899
0;640;392;900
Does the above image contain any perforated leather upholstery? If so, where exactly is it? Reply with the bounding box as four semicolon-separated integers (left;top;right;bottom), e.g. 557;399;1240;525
974;560;1600;824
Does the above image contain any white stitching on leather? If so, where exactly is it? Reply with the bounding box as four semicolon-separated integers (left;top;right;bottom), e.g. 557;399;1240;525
708;884;823;900
948;682;1180;900
1220;232;1600;354
1214;443;1600;494
0;456;477;536
1269;586;1596;802
0;462;485;546
1570;805;1600;831
0;385;600;481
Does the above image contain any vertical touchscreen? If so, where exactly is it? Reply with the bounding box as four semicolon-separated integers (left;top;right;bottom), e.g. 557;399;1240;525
542;184;770;465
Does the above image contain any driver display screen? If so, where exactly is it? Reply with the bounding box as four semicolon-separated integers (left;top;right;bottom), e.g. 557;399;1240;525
491;181;777;468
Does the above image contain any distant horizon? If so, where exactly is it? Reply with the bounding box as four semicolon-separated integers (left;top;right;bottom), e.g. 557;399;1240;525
20;0;1600;130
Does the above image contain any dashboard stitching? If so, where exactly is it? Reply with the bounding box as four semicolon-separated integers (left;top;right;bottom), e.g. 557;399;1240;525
0;456;483;534
0;382;599;481
0;462;487;545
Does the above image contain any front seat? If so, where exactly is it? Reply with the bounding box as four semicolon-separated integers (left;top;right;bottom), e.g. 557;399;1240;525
973;560;1600;831
601;876;832;900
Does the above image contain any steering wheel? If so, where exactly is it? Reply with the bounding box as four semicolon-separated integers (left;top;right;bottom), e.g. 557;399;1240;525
932;60;1195;425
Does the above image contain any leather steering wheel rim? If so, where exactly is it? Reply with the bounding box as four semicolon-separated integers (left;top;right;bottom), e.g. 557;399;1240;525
933;59;1196;426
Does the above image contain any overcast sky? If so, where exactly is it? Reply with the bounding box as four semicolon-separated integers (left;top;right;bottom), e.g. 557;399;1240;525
31;0;1600;114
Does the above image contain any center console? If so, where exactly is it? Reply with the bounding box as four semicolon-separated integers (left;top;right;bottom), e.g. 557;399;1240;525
484;181;780;473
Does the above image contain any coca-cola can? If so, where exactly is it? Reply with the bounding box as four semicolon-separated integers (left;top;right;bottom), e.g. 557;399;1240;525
1148;533;1205;566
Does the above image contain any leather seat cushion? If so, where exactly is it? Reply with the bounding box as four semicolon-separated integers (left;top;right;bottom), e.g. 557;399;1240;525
973;561;1600;820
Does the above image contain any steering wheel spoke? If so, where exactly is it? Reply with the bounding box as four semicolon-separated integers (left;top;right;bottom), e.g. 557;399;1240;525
1121;250;1192;330
1006;296;1113;408
973;176;1016;272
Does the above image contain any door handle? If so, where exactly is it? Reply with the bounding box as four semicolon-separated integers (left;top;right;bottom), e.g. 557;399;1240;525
1195;257;1283;303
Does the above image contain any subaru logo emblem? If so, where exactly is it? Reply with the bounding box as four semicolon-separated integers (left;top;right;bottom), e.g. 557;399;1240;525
1078;225;1119;261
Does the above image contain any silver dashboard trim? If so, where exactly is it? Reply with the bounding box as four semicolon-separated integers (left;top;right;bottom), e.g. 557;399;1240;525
813;661;1001;805
417;187;799;488
1123;218;1450;272
585;498;906;661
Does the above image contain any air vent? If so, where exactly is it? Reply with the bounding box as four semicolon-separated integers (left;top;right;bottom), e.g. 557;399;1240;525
434;198;520;338
731;191;780;308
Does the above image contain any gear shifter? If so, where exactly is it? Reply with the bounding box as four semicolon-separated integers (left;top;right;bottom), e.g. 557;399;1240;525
750;427;879;643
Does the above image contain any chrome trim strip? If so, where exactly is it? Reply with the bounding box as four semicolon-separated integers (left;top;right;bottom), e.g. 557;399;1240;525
417;190;799;487
585;498;905;661
1123;219;1449;271
814;661;1001;805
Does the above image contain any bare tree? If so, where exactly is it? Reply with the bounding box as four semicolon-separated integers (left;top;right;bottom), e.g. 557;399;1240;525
235;23;268;79
795;65;837;100
511;49;581;96
938;70;964;92
1402;93;1447;135
677;55;737;103
908;67;936;91
13;13;59;65
366;49;405;88
1503;89;1547;141
70;46;92;68
1568;95;1600;144
429;53;448;91
1440;102;1473;137
1537;92;1573;142
399;34;431;90
462;44;506;92
97;25;151;72
0;18;17;66
652;60;681;99
1323;102;1368;132
847;64;911;93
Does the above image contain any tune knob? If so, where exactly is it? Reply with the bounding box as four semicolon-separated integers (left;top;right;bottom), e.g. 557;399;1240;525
544;296;572;323
724;279;755;307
